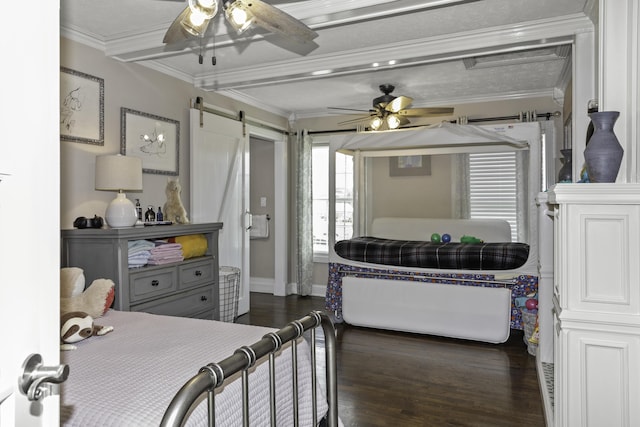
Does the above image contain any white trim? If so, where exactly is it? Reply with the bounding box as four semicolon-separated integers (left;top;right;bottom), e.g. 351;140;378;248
247;123;289;296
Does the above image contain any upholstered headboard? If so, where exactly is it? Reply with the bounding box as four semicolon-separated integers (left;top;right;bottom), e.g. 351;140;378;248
370;217;513;242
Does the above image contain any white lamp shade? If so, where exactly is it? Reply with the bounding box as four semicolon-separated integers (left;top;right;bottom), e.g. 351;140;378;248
95;155;143;191
95;154;143;228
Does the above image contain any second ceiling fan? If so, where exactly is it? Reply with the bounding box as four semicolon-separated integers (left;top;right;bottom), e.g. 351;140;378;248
336;84;454;131
163;0;318;45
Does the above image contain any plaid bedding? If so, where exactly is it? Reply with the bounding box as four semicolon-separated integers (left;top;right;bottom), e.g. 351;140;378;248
334;236;530;270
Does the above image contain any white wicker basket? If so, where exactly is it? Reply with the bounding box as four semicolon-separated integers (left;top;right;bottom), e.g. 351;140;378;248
219;266;241;322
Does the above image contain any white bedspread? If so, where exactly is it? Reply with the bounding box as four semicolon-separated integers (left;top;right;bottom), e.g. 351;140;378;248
61;310;328;426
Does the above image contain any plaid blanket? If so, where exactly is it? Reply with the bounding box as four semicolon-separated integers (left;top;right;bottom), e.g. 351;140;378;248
334;236;529;270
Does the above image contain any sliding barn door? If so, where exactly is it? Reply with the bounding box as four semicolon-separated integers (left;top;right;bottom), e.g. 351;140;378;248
190;109;250;316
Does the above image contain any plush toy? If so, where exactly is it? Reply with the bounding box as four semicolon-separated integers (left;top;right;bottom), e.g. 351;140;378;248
60;268;115;350
60;311;113;351
60;267;115;319
163;178;190;224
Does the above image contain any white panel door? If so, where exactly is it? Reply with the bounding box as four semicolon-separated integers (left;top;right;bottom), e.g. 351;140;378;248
0;0;61;424
190;109;251;315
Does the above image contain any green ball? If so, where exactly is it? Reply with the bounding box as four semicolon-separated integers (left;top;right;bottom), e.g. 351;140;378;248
430;233;441;243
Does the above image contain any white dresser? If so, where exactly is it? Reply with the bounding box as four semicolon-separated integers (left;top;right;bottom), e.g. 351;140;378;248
541;184;640;426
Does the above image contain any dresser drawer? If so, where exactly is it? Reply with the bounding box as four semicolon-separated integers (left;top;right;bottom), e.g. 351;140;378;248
131;286;215;317
129;267;178;303
179;257;214;289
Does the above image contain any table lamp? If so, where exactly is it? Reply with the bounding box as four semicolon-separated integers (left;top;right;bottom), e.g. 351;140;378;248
95;154;143;228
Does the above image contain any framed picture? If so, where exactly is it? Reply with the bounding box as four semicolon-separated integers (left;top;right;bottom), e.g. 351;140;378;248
389;155;431;177
120;108;180;175
60;67;104;145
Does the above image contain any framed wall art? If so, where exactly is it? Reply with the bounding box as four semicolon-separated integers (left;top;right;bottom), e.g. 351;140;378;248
389;155;431;177
60;67;104;145
120;108;180;175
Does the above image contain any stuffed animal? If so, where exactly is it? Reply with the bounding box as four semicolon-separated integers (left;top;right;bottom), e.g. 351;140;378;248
60;267;115;319
163;178;190;224
60;311;113;351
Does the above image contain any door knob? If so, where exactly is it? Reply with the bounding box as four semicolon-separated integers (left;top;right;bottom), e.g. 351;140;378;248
19;353;69;401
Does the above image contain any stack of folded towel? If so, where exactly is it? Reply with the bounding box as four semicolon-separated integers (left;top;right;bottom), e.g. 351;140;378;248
128;240;155;268
147;241;184;265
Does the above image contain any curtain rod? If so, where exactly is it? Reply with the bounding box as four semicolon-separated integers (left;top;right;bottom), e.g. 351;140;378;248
306;110;561;136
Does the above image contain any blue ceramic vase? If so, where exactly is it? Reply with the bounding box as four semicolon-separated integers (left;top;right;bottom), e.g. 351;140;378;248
583;111;623;183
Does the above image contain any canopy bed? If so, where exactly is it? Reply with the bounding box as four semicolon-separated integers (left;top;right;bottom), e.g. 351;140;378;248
324;122;544;343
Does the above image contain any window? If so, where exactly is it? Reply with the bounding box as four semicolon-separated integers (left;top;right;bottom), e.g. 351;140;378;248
468;152;519;241
312;145;353;256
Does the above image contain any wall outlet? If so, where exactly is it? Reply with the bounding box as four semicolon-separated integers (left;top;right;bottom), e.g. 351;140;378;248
260;197;267;207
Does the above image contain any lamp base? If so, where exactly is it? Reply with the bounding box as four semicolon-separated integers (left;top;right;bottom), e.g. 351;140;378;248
105;193;138;228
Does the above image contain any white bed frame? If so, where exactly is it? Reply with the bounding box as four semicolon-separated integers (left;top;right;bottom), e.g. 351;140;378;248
336;217;535;344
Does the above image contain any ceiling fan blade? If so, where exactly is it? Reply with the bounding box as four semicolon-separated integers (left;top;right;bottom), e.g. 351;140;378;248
397;107;455;117
385;95;413;113
163;7;192;44
239;0;318;43
328;107;372;113
338;115;374;125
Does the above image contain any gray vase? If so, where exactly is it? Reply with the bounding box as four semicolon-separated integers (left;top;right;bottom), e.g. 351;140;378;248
557;148;572;182
584;111;623;183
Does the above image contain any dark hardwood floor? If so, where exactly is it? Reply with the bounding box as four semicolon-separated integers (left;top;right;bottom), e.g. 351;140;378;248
237;293;545;427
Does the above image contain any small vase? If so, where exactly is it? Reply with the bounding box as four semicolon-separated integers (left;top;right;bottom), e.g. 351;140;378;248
583;111;623;183
557;148;572;183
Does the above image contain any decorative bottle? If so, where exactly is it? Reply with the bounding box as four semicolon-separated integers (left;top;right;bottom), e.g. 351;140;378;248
157;207;164;222
135;199;142;221
145;206;156;222
583;111;623;183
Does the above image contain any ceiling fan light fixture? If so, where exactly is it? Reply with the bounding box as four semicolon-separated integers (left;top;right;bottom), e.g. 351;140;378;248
387;114;401;129
224;1;256;33
189;0;218;19
179;0;218;37
370;116;383;131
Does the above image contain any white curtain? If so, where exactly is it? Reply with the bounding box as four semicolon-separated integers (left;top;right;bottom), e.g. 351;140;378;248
296;130;313;296
451;153;470;219
516;149;530;243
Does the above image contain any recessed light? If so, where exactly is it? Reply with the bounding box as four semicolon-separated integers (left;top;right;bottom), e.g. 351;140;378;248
372;62;380;67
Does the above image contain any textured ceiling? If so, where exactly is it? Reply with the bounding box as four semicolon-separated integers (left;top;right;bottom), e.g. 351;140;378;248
60;0;592;120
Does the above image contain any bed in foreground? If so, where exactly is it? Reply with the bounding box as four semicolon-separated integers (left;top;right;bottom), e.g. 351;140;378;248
61;309;338;426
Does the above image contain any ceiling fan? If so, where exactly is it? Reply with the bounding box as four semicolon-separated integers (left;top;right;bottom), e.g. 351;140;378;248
333;84;455;131
162;0;318;45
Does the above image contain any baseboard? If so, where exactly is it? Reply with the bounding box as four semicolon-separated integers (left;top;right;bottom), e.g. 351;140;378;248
252;281;326;298
250;277;275;294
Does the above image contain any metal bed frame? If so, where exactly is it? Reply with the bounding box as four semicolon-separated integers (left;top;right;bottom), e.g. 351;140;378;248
161;311;338;427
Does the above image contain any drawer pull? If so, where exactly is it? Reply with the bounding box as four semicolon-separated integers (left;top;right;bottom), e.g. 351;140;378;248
200;295;208;301
195;270;202;277
151;280;160;287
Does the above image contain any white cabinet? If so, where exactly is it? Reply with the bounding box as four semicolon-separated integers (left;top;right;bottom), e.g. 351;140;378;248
543;184;640;427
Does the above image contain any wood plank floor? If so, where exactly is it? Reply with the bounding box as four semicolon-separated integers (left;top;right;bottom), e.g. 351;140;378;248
237;293;545;427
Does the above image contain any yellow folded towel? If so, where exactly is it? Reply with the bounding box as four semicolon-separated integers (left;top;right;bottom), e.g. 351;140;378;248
170;234;208;259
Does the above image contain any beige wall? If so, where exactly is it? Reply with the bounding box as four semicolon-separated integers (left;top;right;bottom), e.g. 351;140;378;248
370;155;453;219
250;138;275;278
60;37;287;230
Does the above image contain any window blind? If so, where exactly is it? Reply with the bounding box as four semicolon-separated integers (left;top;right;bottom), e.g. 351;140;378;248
468;152;518;241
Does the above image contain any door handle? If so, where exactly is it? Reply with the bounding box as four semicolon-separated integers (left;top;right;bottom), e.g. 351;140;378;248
245;210;253;231
19;353;69;401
